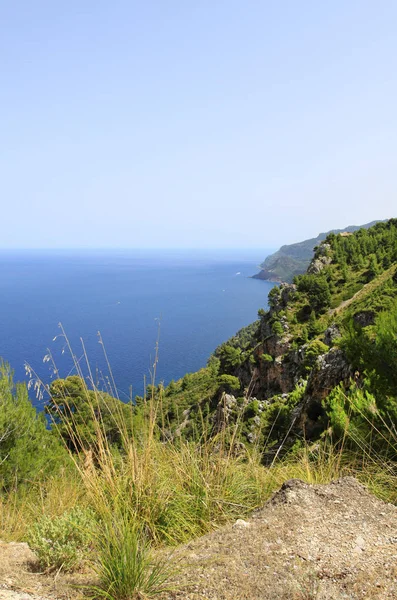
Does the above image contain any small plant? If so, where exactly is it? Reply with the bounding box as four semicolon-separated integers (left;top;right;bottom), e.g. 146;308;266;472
91;514;174;600
26;506;95;572
261;353;273;363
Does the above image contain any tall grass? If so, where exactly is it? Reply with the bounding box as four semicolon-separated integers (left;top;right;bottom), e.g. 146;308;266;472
90;517;175;600
1;325;396;597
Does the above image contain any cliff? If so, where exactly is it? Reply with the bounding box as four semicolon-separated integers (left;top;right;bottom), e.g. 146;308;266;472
156;219;397;455
253;220;381;283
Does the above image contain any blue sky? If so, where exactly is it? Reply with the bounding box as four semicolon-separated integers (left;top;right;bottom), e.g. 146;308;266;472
1;1;396;248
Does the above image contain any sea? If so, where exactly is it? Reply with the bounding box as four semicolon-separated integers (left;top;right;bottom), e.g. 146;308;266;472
0;248;276;408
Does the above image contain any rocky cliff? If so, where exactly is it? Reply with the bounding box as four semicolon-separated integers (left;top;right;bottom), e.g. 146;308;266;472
154;219;397;456
253;220;381;283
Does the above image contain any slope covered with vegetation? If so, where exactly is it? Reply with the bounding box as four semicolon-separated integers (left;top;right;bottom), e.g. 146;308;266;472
253;219;381;282
150;219;397;455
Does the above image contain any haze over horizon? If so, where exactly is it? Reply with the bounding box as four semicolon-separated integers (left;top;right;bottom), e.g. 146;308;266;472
2;1;396;249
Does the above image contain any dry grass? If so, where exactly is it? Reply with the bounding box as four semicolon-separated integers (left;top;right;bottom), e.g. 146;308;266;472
1;327;397;599
0;468;85;542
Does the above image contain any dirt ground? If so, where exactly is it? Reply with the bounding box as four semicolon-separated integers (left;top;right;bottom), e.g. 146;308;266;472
159;478;397;600
0;540;89;600
1;477;396;600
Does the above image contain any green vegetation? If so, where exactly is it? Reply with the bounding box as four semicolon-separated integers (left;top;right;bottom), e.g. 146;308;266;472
158;219;397;454
91;516;174;600
1;219;397;598
27;506;95;572
253;220;381;282
0;361;66;491
47;375;134;451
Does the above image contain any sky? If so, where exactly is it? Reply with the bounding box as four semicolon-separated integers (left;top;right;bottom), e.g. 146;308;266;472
1;1;396;249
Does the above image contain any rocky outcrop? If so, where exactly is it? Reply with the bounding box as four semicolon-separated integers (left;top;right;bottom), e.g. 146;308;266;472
305;348;353;403
307;243;332;275
353;310;375;327
213;393;237;433
323;323;341;346
299;348;353;437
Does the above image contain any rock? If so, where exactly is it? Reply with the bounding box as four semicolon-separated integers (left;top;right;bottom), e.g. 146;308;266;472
354;535;365;549
280;284;297;307
213;393;237;432
323;323;341;346
353;310;375;327
302;348;353;436
165;477;397;599
307;248;332;275
233;519;251;529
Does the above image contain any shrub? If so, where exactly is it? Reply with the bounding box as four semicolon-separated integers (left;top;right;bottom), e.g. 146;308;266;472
27;506;95;572
217;344;243;373
303;340;329;371
261;353;273;363
217;374;240;393
271;320;283;336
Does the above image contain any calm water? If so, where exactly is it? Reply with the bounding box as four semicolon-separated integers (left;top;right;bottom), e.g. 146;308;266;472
0;249;275;407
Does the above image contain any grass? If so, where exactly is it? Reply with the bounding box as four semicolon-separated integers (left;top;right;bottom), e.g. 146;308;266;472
0;468;86;542
90;516;175;600
1;327;397;599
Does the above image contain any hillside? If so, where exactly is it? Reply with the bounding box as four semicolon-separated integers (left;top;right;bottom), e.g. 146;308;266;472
252;220;381;283
1;478;396;600
154;218;397;454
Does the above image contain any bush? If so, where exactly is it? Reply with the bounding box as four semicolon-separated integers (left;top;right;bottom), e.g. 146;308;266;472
217;344;243;374
217;374;240;393
27;506;95;572
271;320;283;336
261;354;273;363
303;340;329;370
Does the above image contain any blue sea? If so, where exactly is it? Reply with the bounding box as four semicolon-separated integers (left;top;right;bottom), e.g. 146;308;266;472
0;249;275;408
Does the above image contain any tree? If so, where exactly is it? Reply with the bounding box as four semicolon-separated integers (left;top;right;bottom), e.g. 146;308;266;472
0;361;65;490
367;254;380;281
47;376;132;451
296;274;331;313
217;374;240;394
217;344;243;374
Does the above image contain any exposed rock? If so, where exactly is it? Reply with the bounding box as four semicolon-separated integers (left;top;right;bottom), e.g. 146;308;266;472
305;348;352;403
279;283;297;307
353;310;376;327
301;348;353;437
307;254;332;275
323;323;341;346
213;393;237;432
316;242;331;255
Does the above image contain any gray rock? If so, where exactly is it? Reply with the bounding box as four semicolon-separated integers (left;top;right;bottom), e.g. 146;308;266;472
324;324;341;346
353;311;375;327
307;255;332;275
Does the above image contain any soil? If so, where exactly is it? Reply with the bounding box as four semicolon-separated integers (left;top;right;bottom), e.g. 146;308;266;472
0;540;89;600
160;477;397;599
1;478;396;600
